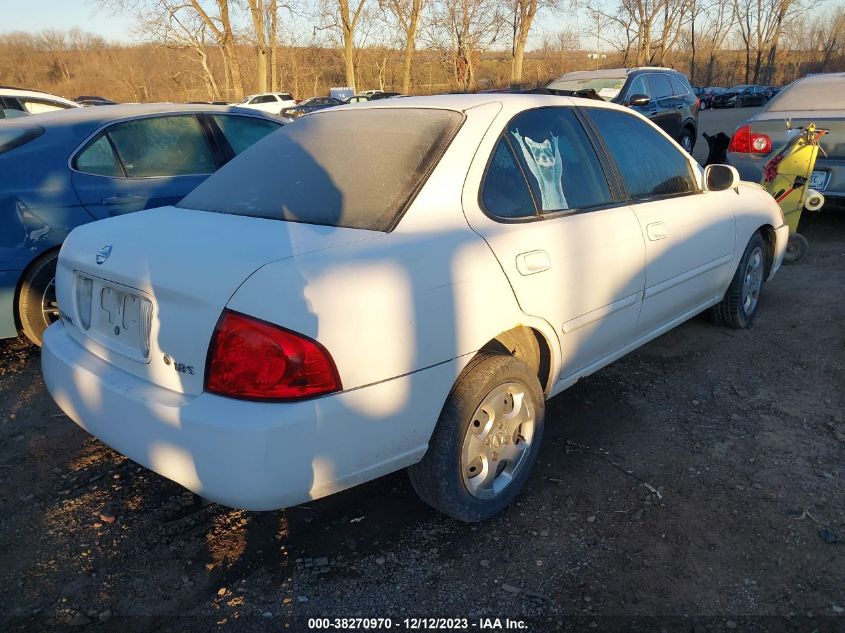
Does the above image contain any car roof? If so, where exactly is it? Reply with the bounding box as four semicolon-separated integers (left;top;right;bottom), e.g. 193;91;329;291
324;92;629;114
555;67;677;80
13;102;275;126
0;87;80;106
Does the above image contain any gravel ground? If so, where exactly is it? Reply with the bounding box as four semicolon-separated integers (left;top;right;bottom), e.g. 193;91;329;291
0;209;843;633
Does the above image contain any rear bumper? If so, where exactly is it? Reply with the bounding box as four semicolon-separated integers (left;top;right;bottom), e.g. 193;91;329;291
42;323;461;510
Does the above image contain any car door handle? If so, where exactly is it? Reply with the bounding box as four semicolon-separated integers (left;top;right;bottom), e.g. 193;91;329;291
646;222;668;241
516;250;551;275
101;195;144;205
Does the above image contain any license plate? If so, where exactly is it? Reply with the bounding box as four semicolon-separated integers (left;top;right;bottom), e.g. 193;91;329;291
75;274;152;360
810;170;829;191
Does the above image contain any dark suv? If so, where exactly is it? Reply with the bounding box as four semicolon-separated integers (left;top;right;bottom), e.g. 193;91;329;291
547;67;700;152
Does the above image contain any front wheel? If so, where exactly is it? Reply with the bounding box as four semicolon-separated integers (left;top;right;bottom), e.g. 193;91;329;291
18;252;60;346
711;232;767;329
408;353;545;522
784;233;809;264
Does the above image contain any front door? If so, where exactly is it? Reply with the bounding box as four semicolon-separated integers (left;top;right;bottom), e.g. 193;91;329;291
464;106;646;382
584;107;736;334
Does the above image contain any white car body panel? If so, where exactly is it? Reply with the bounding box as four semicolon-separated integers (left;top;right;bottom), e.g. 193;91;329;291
42;94;789;510
240;93;296;115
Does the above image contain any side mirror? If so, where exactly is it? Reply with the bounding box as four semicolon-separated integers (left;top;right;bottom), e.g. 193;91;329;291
704;164;740;191
627;94;650;107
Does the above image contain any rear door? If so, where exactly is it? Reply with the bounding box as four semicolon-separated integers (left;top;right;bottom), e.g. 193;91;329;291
647;74;682;139
71;114;220;219
584;107;736;334
464;106;646;382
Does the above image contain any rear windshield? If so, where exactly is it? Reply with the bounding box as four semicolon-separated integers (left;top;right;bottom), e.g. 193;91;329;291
0;124;44;154
765;76;845;112
179;108;463;231
547;76;627;101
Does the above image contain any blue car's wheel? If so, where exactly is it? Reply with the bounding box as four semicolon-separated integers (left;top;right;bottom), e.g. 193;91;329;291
18;251;59;347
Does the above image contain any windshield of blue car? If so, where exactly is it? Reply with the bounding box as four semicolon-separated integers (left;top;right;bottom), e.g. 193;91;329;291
179;108;464;232
546;76;627;101
0;124;44;154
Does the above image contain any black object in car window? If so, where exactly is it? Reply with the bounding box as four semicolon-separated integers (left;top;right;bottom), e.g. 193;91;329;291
179;108;464;232
505;107;613;212
648;74;673;100
482;138;537;219
587;108;697;199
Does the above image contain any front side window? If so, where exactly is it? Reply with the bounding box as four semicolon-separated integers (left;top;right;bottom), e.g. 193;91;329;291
648;74;673;100
505;107;613;213
587;108;697;199
106;115;217;177
481;139;536;219
627;75;649;99
212;115;281;155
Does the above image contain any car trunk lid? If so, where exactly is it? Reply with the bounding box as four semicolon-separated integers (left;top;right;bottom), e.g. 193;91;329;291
749;113;845;160
55;205;378;396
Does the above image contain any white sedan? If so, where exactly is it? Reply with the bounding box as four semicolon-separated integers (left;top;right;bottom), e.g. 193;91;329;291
42;94;789;522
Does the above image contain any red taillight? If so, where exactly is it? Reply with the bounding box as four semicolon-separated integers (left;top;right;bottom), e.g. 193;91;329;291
728;124;772;154
206;310;341;401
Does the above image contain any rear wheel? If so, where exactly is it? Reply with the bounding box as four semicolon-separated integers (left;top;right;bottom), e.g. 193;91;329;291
711;232;766;329
18;252;60;347
408;353;545;522
678;127;695;153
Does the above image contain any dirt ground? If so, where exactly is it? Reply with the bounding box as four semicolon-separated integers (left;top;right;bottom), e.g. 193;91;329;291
1;209;843;633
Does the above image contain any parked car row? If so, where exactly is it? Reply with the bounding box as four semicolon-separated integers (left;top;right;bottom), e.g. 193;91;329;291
695;84;781;109
9;73;831;523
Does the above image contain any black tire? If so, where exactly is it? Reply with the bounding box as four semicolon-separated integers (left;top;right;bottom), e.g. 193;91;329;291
783;233;809;264
18;251;60;347
408;353;545;522
711;232;767;329
678;127;696;153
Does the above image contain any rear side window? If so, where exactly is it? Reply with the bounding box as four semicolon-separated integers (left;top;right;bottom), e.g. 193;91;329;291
505;107;613;212
481;139;536;219
107;115;217;177
648;74;673;100
21;98;73;114
587;108;697;199
179;108;463;231
212;115;281;155
75;135;123;176
0;125;44;154
669;76;690;96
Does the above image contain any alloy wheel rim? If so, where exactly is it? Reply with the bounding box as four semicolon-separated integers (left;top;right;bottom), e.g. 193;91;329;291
461;382;536;500
741;246;764;315
41;277;60;328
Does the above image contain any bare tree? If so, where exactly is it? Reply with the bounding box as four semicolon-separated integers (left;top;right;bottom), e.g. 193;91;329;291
510;0;555;84
319;0;368;91
247;0;270;92
380;0;425;93
427;0;505;91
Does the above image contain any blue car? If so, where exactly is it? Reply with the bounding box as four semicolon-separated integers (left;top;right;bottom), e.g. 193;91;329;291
0;103;283;345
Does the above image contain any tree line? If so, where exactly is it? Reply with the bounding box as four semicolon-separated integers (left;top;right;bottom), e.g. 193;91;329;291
1;0;842;103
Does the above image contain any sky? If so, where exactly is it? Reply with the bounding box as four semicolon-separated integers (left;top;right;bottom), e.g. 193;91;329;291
0;0;578;50
1;0;136;42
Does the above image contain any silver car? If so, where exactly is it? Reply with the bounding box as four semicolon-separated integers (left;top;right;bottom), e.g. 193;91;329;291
727;72;845;206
